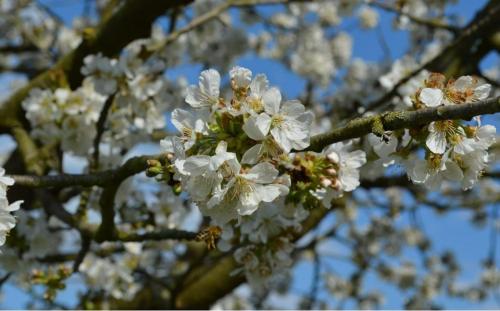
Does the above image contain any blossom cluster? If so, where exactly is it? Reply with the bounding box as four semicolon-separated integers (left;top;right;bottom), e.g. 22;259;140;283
409;75;495;189
23;83;105;156
22;40;185;161
161;67;368;220
364;73;496;190
158;67;367;289
0;167;22;250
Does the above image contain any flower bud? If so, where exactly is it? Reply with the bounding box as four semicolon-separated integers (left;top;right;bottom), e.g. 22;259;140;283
327;151;340;164
147;159;161;167
330;179;341;191
146;159;164;177
146;166;163;177
325;168;337;176
320;177;332;188
173;183;182;195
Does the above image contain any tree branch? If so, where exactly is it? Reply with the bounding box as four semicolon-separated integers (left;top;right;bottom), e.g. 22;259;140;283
91;93;116;170
10;96;500;189
116;228;198;242
308;96;500;151
173;200;338;309
368;0;460;33
0;0;194;128
149;0;314;59
362;0;500;115
10;154;167;189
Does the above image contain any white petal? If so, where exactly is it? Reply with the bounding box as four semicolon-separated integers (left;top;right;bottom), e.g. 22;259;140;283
419;88;443;107
0;213;16;230
424;172;443;189
280;100;305;117
271;127;292;153
188;175;218;201
241;144;262;165
257;184;281;202
246;162;278;184
185;85;207;108
339;168;360;192
6;200;22;212
291;136;310;151
237;199;259;216
474;84;491;101
250;74;269;96
224;158;241;177
230;66;252;88
215;141;228;154
443;161;463;181
0;176;14;187
453;138;475;155
200;69;220;98
242;113;271;141
183;156;210;175
160;137;174;153
171;108;194;132
344;150;367;169
207;181;231;209
370;133;397;158
282;119;308;140
453;76;473;91
209;151;235;171
263;87;281;115
426;124;447;154
409;160;429;183
476;125;496;149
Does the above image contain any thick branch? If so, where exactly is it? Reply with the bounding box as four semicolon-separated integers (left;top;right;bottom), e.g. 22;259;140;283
174;200;338;309
308;96;500;151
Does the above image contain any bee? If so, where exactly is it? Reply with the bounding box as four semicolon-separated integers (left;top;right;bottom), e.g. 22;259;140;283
195;226;222;250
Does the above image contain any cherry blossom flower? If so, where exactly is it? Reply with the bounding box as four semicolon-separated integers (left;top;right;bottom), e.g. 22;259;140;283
205;159;282;223
0;168;22;249
313;141;366;207
242;88;314;153
407;152;463;189
185;69;221;109
171;108;208;150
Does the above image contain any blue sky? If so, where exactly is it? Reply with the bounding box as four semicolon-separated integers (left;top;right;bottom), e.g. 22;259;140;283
1;0;499;308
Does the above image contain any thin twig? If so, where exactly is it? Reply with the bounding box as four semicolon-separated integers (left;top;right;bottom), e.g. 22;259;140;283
92;93;116;171
368;0;460;33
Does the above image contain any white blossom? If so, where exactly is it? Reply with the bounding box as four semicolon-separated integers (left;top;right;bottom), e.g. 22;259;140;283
358;6;379;29
407;152;463;189
182;141;236;201
0;168;22;249
171;108;208;150
313;141;366;207
242;89;314;153
204;159;283;224
185;69;221;109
